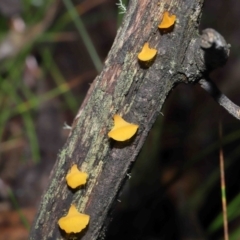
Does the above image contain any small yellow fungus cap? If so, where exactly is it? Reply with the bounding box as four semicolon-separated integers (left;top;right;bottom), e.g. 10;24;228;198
108;115;139;141
58;205;90;234
66;164;88;189
138;42;157;62
158;11;176;29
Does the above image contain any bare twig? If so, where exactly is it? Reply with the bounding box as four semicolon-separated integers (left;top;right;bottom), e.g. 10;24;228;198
199;78;240;120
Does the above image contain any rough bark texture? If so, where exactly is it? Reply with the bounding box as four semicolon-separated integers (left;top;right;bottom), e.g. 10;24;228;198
29;0;229;239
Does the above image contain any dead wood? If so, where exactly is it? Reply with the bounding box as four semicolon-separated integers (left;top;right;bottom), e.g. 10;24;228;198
29;0;232;239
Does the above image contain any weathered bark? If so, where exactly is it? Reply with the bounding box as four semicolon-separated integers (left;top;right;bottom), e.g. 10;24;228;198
30;0;230;239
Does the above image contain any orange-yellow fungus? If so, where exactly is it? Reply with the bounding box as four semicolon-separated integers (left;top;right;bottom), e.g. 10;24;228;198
138;42;157;62
66;164;88;189
58;205;90;234
108;115;139;141
158;11;176;29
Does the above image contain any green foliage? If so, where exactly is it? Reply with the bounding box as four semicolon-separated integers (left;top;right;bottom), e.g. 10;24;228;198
0;0;103;163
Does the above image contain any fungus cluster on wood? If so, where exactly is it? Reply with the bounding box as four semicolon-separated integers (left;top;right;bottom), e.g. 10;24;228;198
57;8;177;239
138;11;176;66
58;165;89;235
58;114;139;236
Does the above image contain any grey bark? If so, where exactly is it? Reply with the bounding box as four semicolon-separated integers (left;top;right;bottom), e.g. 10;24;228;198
29;0;232;239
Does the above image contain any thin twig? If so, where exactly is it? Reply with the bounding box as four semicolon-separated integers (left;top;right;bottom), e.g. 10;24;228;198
199;78;240;120
219;121;229;240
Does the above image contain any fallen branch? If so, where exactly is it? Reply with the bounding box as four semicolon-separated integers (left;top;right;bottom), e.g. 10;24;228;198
29;1;234;239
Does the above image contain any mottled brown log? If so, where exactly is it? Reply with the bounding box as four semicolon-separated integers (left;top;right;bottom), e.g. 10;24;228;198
29;0;228;239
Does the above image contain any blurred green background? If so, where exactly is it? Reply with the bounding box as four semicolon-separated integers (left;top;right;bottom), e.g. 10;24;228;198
0;0;240;239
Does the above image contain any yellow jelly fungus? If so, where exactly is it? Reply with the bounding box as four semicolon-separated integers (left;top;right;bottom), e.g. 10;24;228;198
108;115;139;141
158;11;176;29
66;164;88;189
138;42;157;62
58;205;90;234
